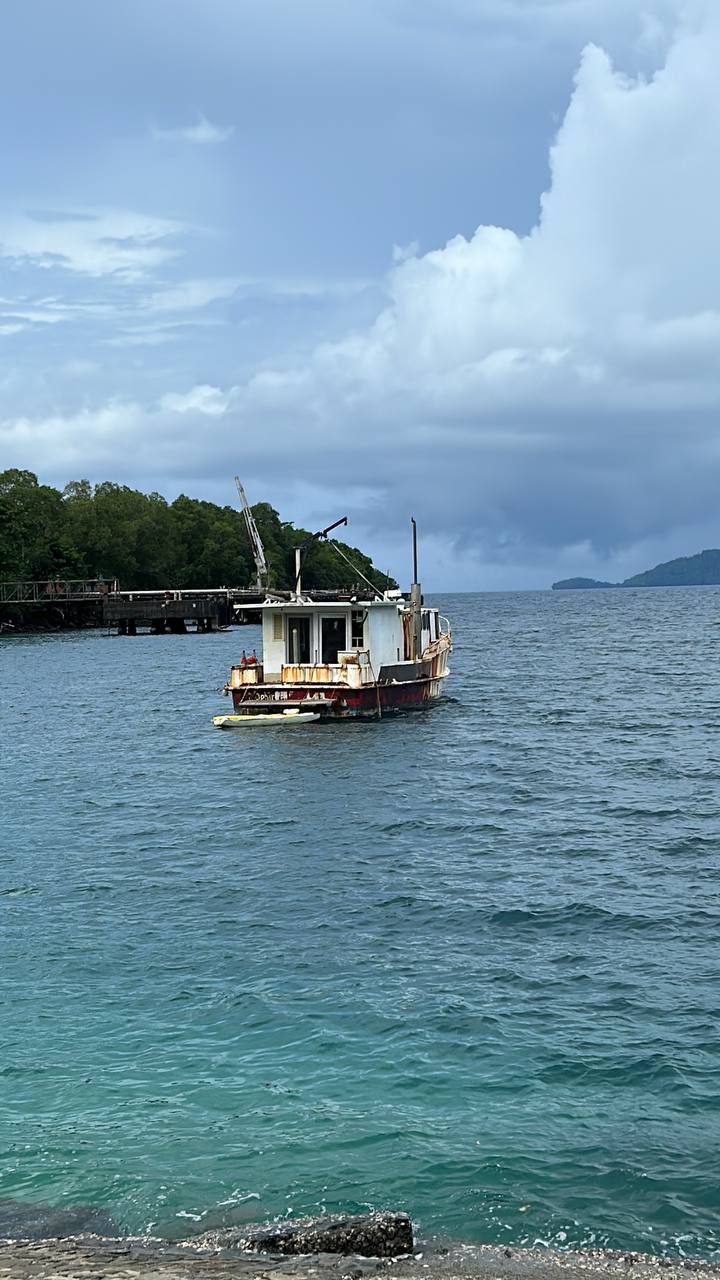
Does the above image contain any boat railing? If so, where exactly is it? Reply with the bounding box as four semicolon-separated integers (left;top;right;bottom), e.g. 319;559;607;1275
230;663;264;687
281;658;374;688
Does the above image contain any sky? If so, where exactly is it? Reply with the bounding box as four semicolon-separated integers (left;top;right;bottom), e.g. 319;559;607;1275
1;0;719;589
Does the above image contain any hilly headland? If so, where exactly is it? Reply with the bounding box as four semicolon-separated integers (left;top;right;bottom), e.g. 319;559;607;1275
552;549;720;590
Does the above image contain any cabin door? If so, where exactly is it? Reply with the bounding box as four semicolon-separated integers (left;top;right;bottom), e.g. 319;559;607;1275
321;616;347;664
287;615;311;664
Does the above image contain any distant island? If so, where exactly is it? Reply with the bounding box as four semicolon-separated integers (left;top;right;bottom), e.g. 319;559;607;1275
553;549;720;590
552;576;617;590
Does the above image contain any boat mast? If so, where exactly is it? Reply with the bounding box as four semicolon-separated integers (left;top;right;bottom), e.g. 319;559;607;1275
409;516;422;661
235;475;269;593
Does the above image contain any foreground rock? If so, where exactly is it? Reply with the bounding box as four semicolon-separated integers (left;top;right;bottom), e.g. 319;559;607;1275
2;1239;720;1280
0;1199;116;1240
191;1211;413;1258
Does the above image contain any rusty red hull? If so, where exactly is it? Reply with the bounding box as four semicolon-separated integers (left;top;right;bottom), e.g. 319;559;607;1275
231;676;445;718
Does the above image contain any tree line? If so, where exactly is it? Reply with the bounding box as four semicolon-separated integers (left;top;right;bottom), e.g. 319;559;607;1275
0;470;395;593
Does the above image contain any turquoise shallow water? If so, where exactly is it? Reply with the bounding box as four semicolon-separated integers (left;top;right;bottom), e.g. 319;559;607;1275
1;589;720;1255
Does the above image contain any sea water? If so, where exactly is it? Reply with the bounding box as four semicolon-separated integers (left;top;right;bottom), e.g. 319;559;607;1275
1;589;719;1255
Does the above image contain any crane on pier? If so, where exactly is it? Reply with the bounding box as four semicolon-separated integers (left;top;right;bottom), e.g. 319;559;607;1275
234;475;269;593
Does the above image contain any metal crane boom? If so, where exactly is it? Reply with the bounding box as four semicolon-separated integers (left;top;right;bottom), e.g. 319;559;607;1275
234;475;268;591
294;515;348;597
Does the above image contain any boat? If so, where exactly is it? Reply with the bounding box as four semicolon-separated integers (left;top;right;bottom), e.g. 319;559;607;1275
218;496;452;721
213;709;321;728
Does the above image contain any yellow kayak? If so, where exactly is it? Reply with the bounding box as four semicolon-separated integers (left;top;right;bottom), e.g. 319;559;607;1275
213;708;321;728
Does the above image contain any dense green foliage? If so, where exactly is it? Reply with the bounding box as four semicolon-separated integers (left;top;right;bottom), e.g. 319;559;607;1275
553;549;720;590
0;470;395;592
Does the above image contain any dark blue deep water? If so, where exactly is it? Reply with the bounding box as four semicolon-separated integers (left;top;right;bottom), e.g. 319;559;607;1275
1;589;720;1255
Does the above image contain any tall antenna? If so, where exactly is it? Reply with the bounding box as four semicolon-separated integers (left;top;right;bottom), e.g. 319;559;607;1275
409;516;422;661
234;475;268;592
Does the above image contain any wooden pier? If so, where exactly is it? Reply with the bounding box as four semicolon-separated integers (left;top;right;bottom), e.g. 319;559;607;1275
0;579;263;633
103;591;240;635
0;579;366;634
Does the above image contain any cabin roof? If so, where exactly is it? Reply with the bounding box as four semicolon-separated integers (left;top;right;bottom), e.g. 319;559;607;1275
256;595;403;610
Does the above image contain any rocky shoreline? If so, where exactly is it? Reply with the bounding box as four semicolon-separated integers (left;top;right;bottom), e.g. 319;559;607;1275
0;608;102;635
0;1214;719;1280
1;1237;720;1280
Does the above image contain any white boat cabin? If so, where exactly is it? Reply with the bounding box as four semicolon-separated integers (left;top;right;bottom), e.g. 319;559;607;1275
230;593;448;691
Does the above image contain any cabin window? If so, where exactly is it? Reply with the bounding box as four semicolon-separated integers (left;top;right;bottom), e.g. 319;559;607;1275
321;616;347;664
287;615;311;664
272;612;283;641
351;609;364;648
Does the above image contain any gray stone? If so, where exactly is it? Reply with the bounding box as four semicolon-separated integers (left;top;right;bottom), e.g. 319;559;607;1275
0;1198;117;1241
2;1237;720;1280
193;1211;414;1258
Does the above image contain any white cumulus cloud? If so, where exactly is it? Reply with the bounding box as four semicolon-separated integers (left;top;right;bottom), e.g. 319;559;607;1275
140;277;243;313
150;113;234;145
221;0;720;565
0;208;184;280
159;384;234;415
